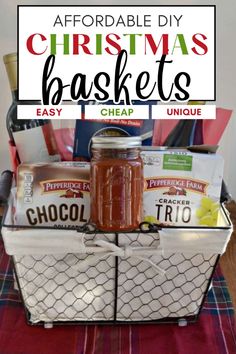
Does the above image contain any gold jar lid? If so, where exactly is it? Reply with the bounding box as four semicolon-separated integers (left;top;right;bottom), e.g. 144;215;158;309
92;136;142;149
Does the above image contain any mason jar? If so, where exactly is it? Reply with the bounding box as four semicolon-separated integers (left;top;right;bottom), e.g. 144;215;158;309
90;136;143;232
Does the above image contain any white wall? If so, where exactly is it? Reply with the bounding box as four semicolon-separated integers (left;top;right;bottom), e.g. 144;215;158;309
0;0;235;198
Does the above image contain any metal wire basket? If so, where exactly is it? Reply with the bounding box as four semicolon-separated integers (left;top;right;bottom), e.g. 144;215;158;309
0;171;233;327
2;205;232;327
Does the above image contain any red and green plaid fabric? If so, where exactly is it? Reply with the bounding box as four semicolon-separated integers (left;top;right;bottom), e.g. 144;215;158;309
0;233;236;354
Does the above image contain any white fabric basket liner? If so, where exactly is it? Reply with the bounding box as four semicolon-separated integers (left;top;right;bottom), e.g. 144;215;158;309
2;195;232;256
1;193;233;324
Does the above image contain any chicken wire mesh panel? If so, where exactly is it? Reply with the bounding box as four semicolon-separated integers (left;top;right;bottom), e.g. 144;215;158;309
116;233;218;321
12;230;219;325
13;233;116;323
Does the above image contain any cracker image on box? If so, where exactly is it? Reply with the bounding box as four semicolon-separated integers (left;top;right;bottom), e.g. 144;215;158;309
141;150;224;226
16;162;90;228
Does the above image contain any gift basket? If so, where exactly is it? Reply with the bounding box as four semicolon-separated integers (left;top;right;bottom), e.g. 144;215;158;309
0;52;234;328
0;157;233;328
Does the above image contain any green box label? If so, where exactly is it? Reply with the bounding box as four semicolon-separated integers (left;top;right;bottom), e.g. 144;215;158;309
163;154;193;171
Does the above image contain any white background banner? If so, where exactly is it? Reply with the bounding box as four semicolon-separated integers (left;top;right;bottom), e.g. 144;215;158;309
18;6;215;102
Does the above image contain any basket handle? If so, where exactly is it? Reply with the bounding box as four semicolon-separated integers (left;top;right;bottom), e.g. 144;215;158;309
0;170;13;205
221;180;232;204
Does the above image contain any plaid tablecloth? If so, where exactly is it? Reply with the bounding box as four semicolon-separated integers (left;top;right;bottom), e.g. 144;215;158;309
0;232;236;354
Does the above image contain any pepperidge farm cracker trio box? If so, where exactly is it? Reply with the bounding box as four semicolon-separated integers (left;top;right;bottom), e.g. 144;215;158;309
141;150;224;226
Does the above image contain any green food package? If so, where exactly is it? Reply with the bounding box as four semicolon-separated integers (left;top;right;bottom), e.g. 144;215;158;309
141;149;224;226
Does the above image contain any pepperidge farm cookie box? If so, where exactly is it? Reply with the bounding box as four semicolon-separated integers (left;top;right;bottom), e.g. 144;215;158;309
141;150;224;226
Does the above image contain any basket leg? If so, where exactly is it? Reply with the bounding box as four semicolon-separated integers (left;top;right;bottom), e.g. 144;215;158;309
44;322;54;329
178;318;188;327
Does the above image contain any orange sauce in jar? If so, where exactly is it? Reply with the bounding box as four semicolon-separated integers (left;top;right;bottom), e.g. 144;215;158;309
90;137;143;232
